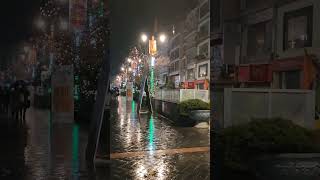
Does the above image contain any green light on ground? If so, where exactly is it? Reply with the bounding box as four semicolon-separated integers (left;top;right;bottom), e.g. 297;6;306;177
132;100;136;112
72;124;79;178
148;115;155;152
150;68;154;96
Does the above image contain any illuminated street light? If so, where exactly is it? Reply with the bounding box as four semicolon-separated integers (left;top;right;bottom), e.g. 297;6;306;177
141;34;148;43
121;67;125;71
139;59;142;63
159;34;167;43
128;67;132;72
151;57;155;67
127;58;132;63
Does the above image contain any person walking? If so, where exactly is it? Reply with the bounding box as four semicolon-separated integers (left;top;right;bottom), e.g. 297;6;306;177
9;86;19;120
22;86;30;120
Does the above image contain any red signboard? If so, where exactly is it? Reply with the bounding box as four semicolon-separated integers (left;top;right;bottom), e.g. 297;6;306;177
238;66;250;82
237;64;271;82
250;64;271;82
185;82;195;89
271;56;304;72
195;80;205;84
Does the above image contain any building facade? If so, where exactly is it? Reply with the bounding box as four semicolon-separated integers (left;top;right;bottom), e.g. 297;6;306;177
167;0;210;90
211;0;319;90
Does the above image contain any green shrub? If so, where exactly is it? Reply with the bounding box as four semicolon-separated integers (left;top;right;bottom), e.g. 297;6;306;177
218;118;320;172
178;99;210;116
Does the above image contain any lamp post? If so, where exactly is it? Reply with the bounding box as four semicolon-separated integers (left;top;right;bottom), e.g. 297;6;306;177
139;33;167;97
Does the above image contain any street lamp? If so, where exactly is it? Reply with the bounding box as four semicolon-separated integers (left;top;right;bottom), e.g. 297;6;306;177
121;67;125;71
127;58;132;63
141;34;148;43
159;34;167;43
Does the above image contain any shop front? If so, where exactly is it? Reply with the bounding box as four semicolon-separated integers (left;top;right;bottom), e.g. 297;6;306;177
181;81;195;89
237;64;272;87
271;55;316;89
195;79;209;90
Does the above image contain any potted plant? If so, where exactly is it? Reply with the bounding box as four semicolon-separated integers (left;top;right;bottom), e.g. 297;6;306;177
178;99;210;127
218;118;320;179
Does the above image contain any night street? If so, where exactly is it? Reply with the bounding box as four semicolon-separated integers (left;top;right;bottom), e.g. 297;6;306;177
0;96;209;179
108;96;210;179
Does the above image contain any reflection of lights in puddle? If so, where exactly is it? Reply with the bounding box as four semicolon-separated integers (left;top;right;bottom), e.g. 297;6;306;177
135;157;169;180
137;128;141;143
136;164;148;179
120;115;124;127
148;116;155;154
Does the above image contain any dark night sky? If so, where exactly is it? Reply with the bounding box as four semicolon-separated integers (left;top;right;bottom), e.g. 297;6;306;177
0;0;197;74
109;0;197;75
0;0;40;57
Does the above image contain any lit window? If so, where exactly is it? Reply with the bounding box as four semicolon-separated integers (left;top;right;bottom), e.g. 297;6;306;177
284;6;313;50
198;64;208;77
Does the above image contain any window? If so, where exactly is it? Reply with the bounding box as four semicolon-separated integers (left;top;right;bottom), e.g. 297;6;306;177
279;70;301;89
198;42;209;58
170;48;180;61
198;83;204;89
174;61;180;71
247;21;272;60
199;1;209;20
187;68;194;80
199;21;209;39
185;47;197;64
171;34;181;48
198;64;208;77
284;6;313;50
169;64;174;73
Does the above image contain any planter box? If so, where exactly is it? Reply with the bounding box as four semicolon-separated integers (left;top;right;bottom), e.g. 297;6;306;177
252;154;320;180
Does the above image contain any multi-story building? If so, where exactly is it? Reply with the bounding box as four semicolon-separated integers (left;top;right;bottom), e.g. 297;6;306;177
182;7;199;89
168;21;184;88
167;0;210;90
195;0;210;89
211;0;319;90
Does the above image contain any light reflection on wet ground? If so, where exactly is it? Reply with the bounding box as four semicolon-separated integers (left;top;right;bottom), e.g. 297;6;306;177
0;96;209;179
107;96;210;179
0;108;91;179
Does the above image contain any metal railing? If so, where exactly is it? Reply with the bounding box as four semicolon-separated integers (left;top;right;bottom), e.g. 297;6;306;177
154;89;209;103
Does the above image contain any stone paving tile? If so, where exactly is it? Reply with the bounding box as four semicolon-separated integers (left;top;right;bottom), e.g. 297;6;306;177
110;152;210;180
108;97;210;179
109;98;210;154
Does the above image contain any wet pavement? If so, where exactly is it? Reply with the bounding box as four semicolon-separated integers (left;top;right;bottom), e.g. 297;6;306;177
0;96;210;179
106;97;210;179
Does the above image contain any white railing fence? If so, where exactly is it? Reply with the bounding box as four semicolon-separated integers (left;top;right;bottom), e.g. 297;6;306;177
222;88;315;129
154;89;209;103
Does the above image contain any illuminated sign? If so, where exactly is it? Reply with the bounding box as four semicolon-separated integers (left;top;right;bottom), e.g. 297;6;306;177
149;36;157;56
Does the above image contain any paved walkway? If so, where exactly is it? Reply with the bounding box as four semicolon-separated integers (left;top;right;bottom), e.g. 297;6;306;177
106;96;210;179
0;96;210;179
